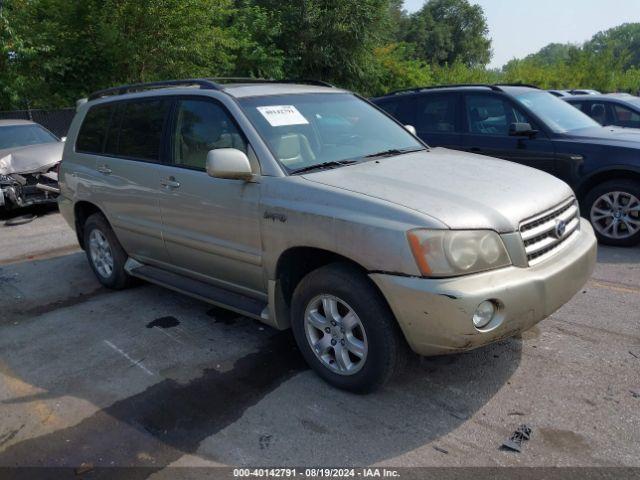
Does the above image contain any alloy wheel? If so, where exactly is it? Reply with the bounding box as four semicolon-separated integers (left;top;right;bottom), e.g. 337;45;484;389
304;294;368;376
590;191;640;240
88;229;114;278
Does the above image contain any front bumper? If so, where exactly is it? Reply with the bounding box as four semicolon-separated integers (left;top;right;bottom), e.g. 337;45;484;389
370;218;597;356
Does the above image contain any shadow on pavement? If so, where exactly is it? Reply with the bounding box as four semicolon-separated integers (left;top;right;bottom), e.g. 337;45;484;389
0;252;523;472
0;204;58;224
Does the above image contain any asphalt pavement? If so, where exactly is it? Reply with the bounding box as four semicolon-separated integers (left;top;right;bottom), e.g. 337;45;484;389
0;208;638;474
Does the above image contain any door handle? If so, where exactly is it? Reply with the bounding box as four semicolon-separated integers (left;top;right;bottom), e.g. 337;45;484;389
160;177;181;189
96;164;112;175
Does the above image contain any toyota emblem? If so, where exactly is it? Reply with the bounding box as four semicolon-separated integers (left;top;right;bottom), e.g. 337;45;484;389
554;219;567;239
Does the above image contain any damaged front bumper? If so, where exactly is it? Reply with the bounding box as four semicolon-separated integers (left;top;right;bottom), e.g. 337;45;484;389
0;168;60;210
371;219;597;356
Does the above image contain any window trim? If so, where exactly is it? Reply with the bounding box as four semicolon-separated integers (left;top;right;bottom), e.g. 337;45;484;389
166;95;251;173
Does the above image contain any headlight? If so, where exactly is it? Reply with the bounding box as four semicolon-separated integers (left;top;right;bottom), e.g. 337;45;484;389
407;229;512;277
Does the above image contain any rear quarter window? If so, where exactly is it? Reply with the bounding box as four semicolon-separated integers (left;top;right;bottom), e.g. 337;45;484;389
76;105;113;154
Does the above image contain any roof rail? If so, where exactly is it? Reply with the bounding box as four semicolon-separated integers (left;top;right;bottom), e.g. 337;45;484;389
87;79;222;101
496;83;540;89
87;77;337;102
210;77;335;88
384;84;504;97
287;79;335;88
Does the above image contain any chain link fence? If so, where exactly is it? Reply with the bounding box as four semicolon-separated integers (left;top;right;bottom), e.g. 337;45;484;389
0;108;75;138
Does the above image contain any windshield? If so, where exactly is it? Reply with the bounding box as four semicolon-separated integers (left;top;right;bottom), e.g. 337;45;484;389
239;93;424;173
513;91;600;133
0;124;59;150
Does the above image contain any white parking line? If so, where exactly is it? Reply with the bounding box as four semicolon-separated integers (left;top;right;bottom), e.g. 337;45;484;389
103;340;156;376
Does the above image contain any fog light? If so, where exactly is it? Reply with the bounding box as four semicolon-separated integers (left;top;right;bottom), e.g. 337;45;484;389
473;300;496;329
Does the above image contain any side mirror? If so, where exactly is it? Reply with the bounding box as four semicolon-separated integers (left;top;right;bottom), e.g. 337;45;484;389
206;148;253;181
509;122;537;138
405;125;417;136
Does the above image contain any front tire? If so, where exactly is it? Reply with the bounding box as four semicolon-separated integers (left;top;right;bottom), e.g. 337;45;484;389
585;180;640;247
291;263;407;393
83;213;133;289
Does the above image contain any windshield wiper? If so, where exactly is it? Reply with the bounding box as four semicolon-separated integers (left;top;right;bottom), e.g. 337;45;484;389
363;147;425;159
290;160;357;175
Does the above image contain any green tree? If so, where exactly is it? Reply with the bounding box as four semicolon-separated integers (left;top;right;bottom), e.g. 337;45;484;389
253;0;391;89
368;43;432;96
585;23;640;69
404;0;492;67
2;0;240;108
520;42;574;66
226;0;284;78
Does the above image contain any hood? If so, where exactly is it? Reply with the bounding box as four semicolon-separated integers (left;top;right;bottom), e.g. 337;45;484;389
302;148;574;233
567;125;640;146
0;142;63;175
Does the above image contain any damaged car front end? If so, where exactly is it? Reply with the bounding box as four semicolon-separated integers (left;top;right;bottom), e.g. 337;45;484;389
0;120;63;210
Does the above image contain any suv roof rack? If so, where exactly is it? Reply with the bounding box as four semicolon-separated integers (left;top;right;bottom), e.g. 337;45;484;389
383;84;504;97
88;79;223;101
496;83;540;89
210;77;335;88
88;78;335;101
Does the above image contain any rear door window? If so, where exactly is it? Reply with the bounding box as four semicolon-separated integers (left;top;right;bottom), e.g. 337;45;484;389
413;94;458;133
115;99;171;162
76;105;113;154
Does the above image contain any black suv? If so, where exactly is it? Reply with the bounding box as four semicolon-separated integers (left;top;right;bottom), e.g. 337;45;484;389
373;84;640;246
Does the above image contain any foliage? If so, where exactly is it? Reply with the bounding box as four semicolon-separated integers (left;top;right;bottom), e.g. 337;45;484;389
1;0;640;110
367;43;432;96
402;0;491;67
518;43;574;66
585;23;640;70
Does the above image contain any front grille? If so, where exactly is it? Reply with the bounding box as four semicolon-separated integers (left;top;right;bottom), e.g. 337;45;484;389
520;197;581;266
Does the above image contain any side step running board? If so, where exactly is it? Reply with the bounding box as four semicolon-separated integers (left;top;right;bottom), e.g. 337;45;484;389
125;260;268;321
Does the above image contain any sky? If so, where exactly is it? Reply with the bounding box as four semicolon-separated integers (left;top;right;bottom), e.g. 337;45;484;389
404;0;640;69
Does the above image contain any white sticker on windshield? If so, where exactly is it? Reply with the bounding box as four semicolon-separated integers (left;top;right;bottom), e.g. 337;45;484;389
257;105;309;127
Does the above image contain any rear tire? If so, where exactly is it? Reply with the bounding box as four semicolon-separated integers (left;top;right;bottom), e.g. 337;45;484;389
290;263;407;393
83;213;133;289
584;180;640;247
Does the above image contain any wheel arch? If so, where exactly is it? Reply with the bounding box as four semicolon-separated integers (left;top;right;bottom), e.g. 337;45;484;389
73;201;107;249
275;247;371;308
576;167;640;203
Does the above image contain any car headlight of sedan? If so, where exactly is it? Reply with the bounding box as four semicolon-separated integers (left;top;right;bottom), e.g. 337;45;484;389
407;229;512;277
